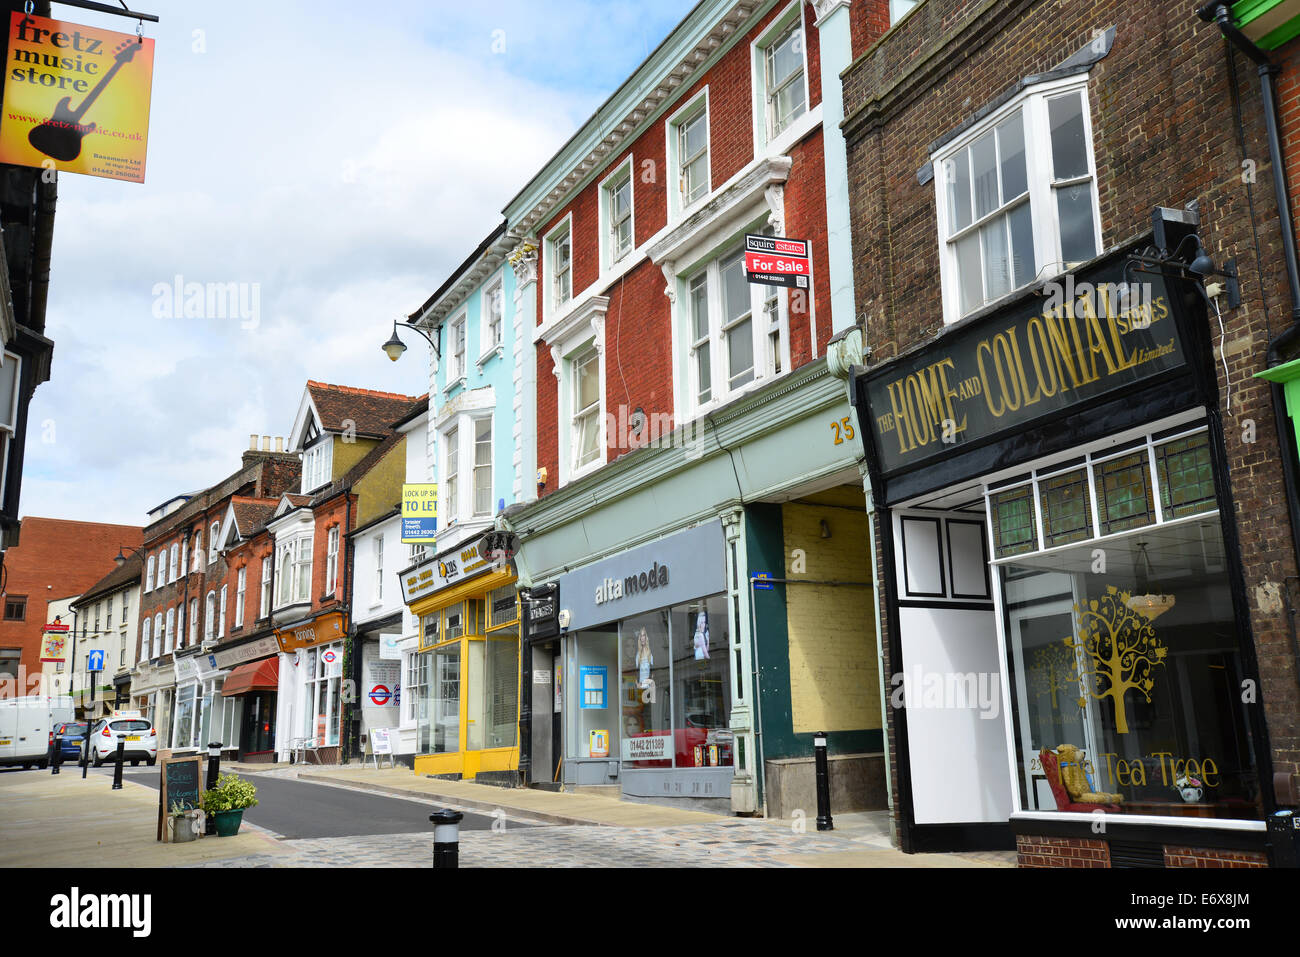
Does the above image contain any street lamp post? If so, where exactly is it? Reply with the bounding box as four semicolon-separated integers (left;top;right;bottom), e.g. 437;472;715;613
381;319;440;364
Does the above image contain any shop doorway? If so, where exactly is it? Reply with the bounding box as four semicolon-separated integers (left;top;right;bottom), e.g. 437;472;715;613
528;640;561;786
891;501;1013;837
240;692;276;758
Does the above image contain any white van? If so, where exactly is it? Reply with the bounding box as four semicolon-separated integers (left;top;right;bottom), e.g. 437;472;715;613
0;696;75;770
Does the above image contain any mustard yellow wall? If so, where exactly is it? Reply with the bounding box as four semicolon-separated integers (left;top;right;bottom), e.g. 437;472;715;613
782;496;881;734
352;435;407;529
331;435;379;483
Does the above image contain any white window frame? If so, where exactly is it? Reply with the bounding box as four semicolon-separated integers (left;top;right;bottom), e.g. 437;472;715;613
326;527;339;596
165;607;175;654
666;88;711;221
145;556;155;592
302;438;333;494
140;618;151;663
260;556;272;619
479;279;505;363
168;543;179;583
472;416;493;518
446;311;468;388
189;598;198;645
152;613;162;659
599;158;636;273
932;74;1102;325
374;534;384;604
566;343;604;482
442;423;460;529
751;3;809;150
191;530;202;572
235;567;246;630
208;522;220;564
180;538;187;579
204;591;216;642
681;239;791;420
121;593;128;625
177;602;185;648
543;214;574;321
219;585;228;639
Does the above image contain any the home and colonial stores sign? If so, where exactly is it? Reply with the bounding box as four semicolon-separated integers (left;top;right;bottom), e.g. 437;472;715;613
863;261;1185;475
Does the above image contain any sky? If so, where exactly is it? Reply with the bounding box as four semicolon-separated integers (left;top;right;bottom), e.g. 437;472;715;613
20;0;697;526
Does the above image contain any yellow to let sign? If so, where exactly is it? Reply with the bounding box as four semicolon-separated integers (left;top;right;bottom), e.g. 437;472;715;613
402;484;438;546
0;12;155;183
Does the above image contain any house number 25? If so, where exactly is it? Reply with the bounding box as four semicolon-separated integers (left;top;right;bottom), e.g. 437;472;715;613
831;417;856;446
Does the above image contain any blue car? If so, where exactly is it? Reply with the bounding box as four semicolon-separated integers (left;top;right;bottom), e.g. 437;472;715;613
49;721;88;761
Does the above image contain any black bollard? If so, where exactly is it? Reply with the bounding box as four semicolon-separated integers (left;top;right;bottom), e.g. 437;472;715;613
112;740;125;790
814;732;833;832
51;738;61;775
205;743;222;835
430;808;464;869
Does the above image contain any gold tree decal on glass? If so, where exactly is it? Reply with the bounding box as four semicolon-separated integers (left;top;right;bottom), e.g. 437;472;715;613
1029;643;1077;711
1065;586;1168;734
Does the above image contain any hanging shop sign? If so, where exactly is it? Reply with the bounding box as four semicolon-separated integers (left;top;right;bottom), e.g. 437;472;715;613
401;484;438;545
276;612;345;653
39;623;70;663
744;234;810;289
861;255;1187;477
399;532;513;605
0;12;156;183
523;584;559;643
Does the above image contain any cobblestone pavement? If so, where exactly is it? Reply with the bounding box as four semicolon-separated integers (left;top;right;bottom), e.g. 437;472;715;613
187;816;1017;868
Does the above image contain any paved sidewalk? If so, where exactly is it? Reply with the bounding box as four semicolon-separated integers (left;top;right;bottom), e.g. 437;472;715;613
292;765;728;827
0;768;289;868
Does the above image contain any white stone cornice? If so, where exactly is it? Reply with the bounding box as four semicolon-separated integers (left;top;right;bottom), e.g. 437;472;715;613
661;262;678;304
508;241;538;288
647;156;793;268
591;314;606;356
811;0;850;28
764;184;786;236
535;294;611;349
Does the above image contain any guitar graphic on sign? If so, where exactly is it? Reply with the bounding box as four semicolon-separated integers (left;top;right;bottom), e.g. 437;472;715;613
27;39;141;162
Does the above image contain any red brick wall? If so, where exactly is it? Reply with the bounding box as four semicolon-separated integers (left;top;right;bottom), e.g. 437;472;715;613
850;0;891;58
1017;836;1110;868
224;535;273;636
1164;845;1269;868
530;3;860;499
0;518;142;681
139;507;234;661
311;498;349;611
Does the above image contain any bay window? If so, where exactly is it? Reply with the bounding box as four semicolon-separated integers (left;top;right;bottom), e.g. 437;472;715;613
934;78;1100;323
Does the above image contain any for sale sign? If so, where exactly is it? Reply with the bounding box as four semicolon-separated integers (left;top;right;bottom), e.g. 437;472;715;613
744;234;811;289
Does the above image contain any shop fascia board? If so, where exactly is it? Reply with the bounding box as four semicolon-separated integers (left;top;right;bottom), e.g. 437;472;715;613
507;359;847;541
504;0;771;237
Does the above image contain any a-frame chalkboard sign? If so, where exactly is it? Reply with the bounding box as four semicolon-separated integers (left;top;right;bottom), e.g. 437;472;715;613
157;754;204;843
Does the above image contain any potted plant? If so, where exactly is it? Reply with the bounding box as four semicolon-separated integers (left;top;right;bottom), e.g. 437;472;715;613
167;801;203;844
201;773;258;837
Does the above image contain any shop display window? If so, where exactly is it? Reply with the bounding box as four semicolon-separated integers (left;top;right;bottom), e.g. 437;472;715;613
620;612;672;768
570;627;620;761
997;425;1261;820
669;596;733;769
991;485;1036;558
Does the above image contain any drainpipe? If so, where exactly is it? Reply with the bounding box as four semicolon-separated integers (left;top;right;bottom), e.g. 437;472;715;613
1200;2;1300;781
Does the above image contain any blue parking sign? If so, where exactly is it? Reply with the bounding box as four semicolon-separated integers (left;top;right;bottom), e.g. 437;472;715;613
87;649;105;673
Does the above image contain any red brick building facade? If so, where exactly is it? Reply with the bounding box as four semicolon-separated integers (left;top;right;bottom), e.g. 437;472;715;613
0;517;141;691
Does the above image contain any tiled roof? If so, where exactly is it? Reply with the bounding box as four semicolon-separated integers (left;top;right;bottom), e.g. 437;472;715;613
306;381;422;439
230;497;279;537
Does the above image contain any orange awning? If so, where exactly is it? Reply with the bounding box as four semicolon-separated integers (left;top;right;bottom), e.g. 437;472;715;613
222;657;279;697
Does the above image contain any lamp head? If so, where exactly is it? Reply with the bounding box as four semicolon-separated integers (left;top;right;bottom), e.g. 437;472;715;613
1189;242;1216;277
382;327;408;362
114;548;127;568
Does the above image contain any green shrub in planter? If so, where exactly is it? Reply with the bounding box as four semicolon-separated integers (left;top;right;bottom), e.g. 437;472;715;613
200;773;259;814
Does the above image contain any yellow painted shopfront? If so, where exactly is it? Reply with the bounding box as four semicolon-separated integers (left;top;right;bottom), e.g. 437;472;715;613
409;565;521;779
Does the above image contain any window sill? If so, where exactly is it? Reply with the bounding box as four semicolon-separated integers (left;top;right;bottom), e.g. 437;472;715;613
443;375;467;395
476;344;504;369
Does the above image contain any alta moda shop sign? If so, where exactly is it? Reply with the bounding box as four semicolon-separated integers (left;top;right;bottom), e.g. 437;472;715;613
863;253;1187;476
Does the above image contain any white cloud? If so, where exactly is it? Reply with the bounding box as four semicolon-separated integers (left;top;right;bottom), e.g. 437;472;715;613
21;0;695;526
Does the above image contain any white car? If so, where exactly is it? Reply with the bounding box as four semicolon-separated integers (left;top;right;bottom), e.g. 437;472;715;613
90;717;157;767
